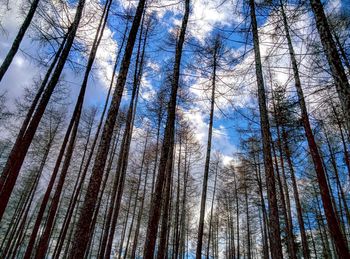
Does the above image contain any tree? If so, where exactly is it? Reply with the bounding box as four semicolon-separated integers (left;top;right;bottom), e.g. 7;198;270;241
143;0;190;256
248;0;283;258
0;0;40;81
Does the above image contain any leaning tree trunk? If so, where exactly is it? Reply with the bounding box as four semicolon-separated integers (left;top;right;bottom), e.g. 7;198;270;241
99;19;147;259
0;0;86;220
280;1;350;257
143;0;190;257
310;0;350;138
0;0;40;81
67;0;146;257
33;2;112;257
248;0;283;258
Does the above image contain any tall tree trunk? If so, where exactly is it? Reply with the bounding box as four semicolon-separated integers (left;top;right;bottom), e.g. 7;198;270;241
305;212;318;259
249;1;283;257
33;3;112;257
0;29;68;196
330;103;350;177
244;179;251;259
130;163;150;259
324;129;350;225
67;0;146;257
104;23;148;259
272;139;296;259
253;152;270;259
280;2;349;256
116;191;134;259
157;141;174;259
206;161;218;259
0;0;86;220
143;0;190;257
281;126;310;259
122;131;149;259
310;0;350;137
196;36;218;259
233;170;240;259
0;0;40;81
173;135;182;259
179;138;189;259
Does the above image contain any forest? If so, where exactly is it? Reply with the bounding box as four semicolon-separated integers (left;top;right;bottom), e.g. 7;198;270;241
0;0;350;258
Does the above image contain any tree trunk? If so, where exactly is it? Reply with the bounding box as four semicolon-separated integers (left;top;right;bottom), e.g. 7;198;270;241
156;141;174;259
310;0;350;137
123;131;149;259
143;0;190;256
206;162;218;259
130;163;150;259
33;2;112;257
196;36;218;259
280;2;349;256
67;0;146;257
281;126;310;259
0;0;86;220
249;1;283;258
0;0;40;81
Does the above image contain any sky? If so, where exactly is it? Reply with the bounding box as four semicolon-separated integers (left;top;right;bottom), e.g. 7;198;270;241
0;0;344;170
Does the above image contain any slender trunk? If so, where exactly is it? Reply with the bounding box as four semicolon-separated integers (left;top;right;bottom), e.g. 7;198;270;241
0;0;40;81
122;132;149;259
157;142;174;259
173;137;182;259
306;212;318;259
324;130;350;225
0;0;86;219
310;0;350;137
233;172;240;259
0;28;68;195
117;191;133;259
331;103;350;177
315;193;332;259
206;162;218;259
249;1;283;257
281;1;349;256
33;4;112;257
68;0;146;256
244;181;251;259
143;0;189;256
254;153;270;259
130;163;150;259
196;38;218;259
179;140;189;259
281;126;310;259
272;140;296;259
333;32;350;74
